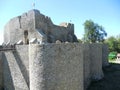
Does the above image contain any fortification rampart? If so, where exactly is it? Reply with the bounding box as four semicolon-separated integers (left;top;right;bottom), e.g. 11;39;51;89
29;43;106;90
0;43;108;90
0;52;3;90
29;43;84;90
2;45;29;90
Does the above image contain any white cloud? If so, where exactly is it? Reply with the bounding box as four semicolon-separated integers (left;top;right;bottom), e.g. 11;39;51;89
0;30;3;45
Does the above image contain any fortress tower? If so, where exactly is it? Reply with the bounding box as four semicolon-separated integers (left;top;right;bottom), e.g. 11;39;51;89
4;9;78;45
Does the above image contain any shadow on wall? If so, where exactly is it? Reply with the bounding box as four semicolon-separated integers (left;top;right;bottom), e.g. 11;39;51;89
2;51;29;90
2;53;15;90
13;51;29;87
0;53;4;90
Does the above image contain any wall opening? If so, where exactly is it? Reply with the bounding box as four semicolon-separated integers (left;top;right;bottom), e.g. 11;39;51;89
24;30;29;44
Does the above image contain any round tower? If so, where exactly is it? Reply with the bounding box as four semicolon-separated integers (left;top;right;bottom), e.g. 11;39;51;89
29;44;45;90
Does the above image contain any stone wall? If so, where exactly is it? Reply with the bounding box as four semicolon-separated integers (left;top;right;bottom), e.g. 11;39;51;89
0;43;108;90
3;45;29;90
83;44;91;89
83;44;105;89
0;52;3;90
34;10;76;42
4;10;45;44
90;44;104;81
4;9;77;44
102;44;109;67
4;10;35;44
29;43;84;90
15;45;29;86
29;43;107;90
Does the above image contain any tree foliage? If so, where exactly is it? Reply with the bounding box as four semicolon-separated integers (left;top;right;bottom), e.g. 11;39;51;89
105;36;120;52
105;36;118;52
83;20;107;43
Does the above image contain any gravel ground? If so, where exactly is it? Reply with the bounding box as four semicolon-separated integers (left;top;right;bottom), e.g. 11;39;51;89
87;63;120;90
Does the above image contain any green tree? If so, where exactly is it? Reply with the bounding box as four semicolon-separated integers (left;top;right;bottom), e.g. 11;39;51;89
117;35;120;53
83;20;107;43
117;40;120;52
105;36;118;52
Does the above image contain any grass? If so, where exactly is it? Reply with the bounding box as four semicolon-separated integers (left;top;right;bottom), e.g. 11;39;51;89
109;59;120;64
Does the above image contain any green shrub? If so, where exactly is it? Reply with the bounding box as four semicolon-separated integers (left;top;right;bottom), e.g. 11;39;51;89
108;52;117;60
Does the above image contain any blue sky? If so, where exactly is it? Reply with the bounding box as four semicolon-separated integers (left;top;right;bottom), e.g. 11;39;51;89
0;0;120;44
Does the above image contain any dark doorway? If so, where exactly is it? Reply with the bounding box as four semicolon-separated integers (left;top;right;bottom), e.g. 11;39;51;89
24;30;29;44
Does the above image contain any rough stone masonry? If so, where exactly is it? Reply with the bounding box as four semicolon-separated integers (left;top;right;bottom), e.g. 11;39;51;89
4;9;78;45
0;9;109;90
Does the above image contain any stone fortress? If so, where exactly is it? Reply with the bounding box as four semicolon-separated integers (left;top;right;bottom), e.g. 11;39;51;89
0;9;109;90
4;9;78;44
